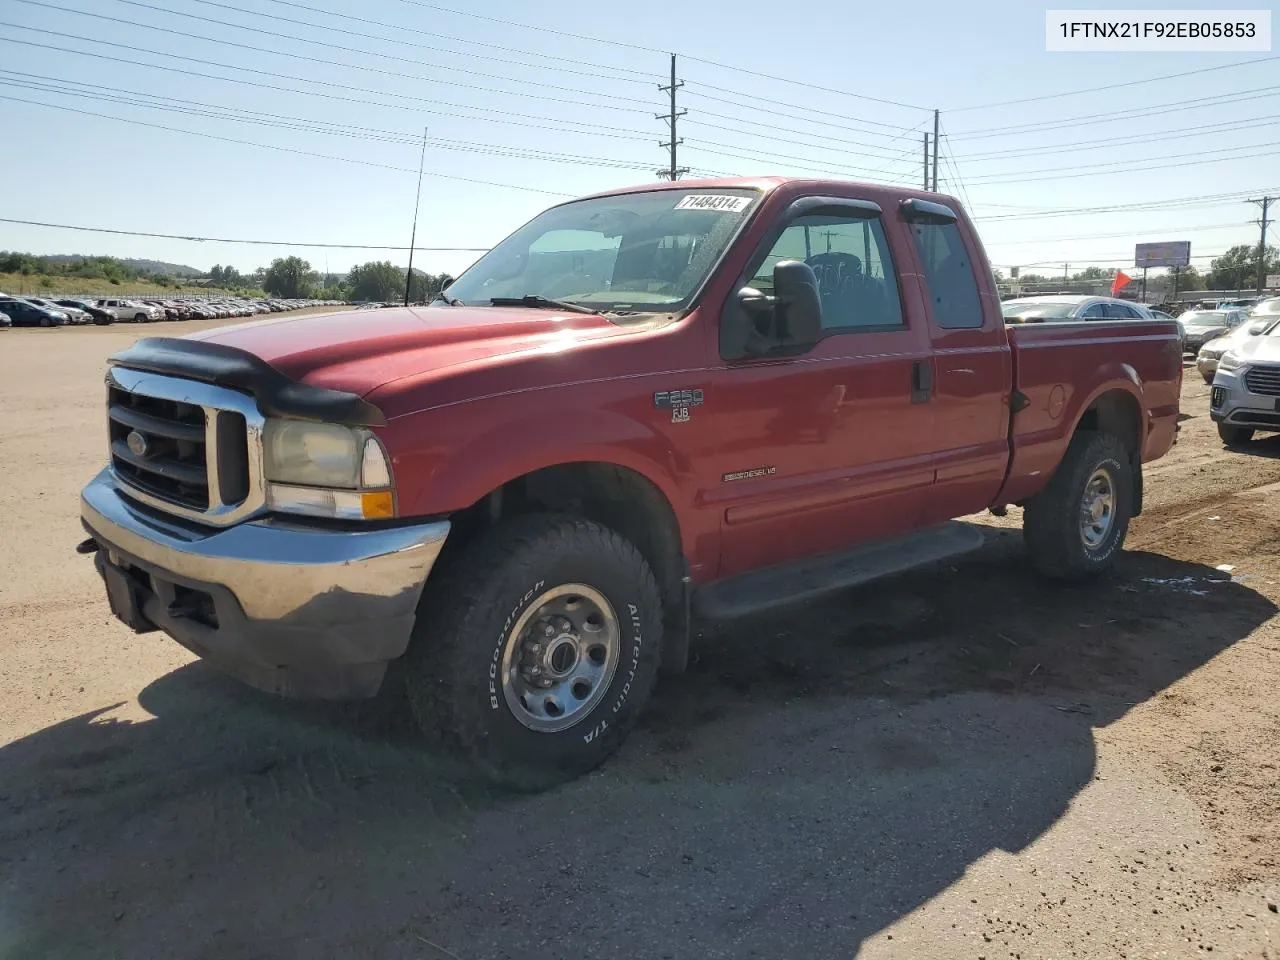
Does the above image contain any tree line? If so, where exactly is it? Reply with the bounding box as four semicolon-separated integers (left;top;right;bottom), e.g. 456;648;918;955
260;257;455;303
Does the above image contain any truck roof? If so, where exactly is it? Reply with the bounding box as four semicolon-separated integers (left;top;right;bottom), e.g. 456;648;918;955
577;175;956;205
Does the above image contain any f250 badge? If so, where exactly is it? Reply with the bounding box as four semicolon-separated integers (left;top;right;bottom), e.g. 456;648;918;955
654;388;704;424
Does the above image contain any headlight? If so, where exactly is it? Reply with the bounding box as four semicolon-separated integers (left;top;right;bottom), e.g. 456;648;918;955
1218;352;1243;372
262;419;395;520
1199;347;1222;361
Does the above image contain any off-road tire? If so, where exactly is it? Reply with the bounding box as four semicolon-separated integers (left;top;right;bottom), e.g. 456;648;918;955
1218;423;1254;446
404;513;662;791
1023;431;1133;580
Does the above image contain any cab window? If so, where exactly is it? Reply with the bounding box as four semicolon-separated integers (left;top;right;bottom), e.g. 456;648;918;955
748;214;904;331
910;220;984;329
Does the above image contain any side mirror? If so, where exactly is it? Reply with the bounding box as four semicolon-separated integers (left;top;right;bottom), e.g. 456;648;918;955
772;260;822;345
1248;319;1269;335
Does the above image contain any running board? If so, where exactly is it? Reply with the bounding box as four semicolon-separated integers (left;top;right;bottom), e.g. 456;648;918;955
693;522;987;621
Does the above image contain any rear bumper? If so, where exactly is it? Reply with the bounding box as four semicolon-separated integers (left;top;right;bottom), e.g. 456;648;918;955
81;468;449;698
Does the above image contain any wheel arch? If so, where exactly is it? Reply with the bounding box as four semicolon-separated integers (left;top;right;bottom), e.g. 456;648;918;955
1069;383;1145;516
436;459;692;673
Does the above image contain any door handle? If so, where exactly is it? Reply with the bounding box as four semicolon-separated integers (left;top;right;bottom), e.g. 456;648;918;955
911;359;933;404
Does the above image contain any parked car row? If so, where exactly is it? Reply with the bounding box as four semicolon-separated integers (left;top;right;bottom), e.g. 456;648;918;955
1195;297;1280;382
0;295;344;328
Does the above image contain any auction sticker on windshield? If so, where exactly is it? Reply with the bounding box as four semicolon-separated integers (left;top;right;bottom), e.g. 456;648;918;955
674;195;752;212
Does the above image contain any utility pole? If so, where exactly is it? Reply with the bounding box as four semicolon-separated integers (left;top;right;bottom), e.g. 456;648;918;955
656;54;688;181
1248;196;1275;295
922;133;930;189
931;109;939;192
403;126;427;307
1063;262;1069;284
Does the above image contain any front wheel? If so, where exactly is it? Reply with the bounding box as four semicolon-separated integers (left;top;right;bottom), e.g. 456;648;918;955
1023;431;1133;580
405;514;662;790
134;313;148;322
1218;424;1255;446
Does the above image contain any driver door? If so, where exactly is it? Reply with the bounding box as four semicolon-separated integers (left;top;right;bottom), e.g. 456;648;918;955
700;202;936;577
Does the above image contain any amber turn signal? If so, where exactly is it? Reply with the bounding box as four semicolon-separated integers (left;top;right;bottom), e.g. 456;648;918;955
361;490;395;519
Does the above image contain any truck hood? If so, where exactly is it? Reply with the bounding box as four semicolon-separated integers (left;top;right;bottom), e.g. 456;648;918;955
185;305;634;397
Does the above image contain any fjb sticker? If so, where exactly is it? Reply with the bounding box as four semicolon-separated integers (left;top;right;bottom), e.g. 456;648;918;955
674;194;751;213
654;388;704;424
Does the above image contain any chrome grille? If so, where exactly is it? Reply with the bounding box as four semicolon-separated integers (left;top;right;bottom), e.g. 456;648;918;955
1244;363;1280;397
105;367;267;526
108;386;211;509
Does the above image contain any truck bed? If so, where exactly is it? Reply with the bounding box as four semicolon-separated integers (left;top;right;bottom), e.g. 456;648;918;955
999;320;1183;505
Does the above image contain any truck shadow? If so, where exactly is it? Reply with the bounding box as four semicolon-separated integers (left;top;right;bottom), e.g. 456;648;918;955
0;536;1272;959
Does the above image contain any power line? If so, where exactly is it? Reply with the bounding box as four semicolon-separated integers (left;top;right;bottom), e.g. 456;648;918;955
0;217;492;251
963;138;1280;186
256;0;655;79
0;33;658;139
954;111;1280;162
683;81;921;134
0;74;672;172
982;221;1249;246
0;92;576;195
179;0;654;84
976;190;1280;221
15;0;657;112
950;84;1280;139
388;0;928;111
948;55;1280;112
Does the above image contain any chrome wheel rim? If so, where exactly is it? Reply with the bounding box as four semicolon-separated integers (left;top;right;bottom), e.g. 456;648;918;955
1079;467;1116;550
500;584;621;734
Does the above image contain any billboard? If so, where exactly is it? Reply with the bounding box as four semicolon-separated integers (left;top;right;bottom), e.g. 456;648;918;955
1135;241;1191;269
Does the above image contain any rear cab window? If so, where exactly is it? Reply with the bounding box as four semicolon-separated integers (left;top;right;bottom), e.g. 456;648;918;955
906;213;984;330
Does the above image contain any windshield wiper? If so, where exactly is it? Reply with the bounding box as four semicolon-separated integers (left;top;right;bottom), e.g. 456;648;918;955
431;292;463;306
490;294;597;315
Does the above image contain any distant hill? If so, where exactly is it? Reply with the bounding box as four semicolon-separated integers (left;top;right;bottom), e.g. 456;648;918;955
41;255;202;277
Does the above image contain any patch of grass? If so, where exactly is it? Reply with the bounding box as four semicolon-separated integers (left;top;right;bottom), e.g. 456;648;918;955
0;273;261;298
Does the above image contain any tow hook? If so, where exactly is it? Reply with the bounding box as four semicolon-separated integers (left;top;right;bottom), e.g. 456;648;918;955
75;537;99;555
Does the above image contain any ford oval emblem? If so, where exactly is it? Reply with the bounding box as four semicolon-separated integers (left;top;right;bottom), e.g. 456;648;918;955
126;430;150;458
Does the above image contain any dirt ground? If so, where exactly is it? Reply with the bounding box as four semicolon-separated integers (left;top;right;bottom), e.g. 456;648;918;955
1;320;1278;959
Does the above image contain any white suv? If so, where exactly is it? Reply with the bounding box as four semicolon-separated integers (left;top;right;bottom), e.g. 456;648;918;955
96;299;163;322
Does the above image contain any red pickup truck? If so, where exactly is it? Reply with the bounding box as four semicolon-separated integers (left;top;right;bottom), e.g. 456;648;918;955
80;177;1181;787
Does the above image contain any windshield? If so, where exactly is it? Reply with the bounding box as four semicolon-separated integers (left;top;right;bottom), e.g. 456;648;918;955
1181;311;1230;327
443;188;760;314
1254;298;1280;317
1000;300;1077;319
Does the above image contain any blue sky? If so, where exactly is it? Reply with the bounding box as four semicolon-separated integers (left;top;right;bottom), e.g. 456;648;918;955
0;0;1275;279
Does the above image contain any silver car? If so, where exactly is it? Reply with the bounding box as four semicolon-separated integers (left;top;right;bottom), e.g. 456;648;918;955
1196;316;1280;382
1000;294;1155;324
1179;308;1248;354
1209;332;1280;444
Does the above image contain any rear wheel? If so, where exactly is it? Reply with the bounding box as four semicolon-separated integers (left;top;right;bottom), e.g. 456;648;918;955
1218;424;1255;446
1023;431;1133;580
405;514;662;790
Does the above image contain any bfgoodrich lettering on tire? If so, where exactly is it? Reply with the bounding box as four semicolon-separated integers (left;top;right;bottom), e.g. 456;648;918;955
1023;431;1133;580
405;513;662;790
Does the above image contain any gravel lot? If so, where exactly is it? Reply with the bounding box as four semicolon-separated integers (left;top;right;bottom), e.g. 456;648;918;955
1;320;1278;959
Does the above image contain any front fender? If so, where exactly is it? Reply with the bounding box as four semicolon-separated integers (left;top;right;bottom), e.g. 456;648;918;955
388;406;691;524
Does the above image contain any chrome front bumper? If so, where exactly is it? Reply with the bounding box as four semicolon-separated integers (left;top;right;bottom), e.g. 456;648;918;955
1209;367;1280;432
81;468;450;698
